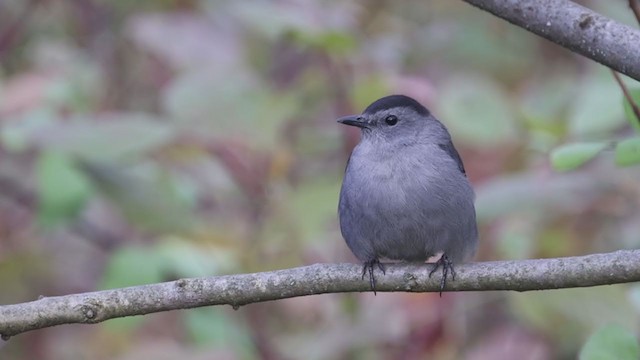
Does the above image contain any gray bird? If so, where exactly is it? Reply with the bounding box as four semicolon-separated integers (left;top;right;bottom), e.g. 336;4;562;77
337;94;478;294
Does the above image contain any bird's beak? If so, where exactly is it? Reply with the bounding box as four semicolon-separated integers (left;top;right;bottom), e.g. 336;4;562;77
337;115;368;128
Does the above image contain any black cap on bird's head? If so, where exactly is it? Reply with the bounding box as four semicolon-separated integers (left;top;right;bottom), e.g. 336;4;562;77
337;94;431;129
363;95;429;117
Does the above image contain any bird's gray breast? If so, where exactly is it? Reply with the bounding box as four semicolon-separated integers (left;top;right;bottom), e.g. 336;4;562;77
339;142;476;263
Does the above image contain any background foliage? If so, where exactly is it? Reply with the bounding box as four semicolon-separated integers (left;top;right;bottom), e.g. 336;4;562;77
1;0;639;359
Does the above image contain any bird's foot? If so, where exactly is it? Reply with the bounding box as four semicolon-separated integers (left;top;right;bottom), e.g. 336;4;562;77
428;254;456;297
361;259;385;295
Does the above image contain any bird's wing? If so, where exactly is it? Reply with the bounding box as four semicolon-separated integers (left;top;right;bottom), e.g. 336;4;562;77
438;142;466;176
344;153;352;172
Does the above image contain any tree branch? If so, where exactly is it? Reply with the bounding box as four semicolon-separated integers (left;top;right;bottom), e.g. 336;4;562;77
461;0;640;81
629;0;640;24
1;250;640;339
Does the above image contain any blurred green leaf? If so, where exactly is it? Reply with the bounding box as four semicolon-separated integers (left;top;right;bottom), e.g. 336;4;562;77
580;324;639;360
568;69;626;137
439;75;517;146
231;2;313;39
29;114;174;161
185;307;254;355
629;285;640;314
100;245;164;332
80;161;195;233
291;30;357;55
550;142;608;171
430;14;536;79
36;151;92;227
475;172;598;222
154;238;234;278
289;179;341;243
164;69;297;149
351;76;390;112
511;287;638;355
622;89;640;132
615;137;640;167
44;63;101;113
101;246;163;289
520;75;573;127
519;75;572;152
230;1;350;41
0;108;57;152
314;31;356;55
494;219;536;260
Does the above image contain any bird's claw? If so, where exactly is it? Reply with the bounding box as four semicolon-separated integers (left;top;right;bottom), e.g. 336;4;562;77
362;259;385;295
429;254;456;297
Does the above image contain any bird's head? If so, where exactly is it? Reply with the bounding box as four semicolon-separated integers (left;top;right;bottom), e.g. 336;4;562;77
337;95;449;147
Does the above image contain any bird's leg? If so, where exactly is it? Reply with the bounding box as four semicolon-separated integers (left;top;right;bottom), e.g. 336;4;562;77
428;254;456;297
361;259;385;295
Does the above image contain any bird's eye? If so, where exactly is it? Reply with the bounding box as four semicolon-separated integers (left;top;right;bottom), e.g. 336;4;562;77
385;115;398;126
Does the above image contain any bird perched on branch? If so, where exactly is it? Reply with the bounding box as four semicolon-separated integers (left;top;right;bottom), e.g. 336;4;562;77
337;95;478;294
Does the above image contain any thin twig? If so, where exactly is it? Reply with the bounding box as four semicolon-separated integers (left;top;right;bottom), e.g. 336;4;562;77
612;70;640;126
1;250;640;338
629;0;640;25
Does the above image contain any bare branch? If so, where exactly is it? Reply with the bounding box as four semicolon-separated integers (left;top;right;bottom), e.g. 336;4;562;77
1;250;640;339
612;70;640;126
629;0;640;25
461;0;640;81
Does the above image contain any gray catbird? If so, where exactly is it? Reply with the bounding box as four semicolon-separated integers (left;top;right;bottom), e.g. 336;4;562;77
337;94;478;294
